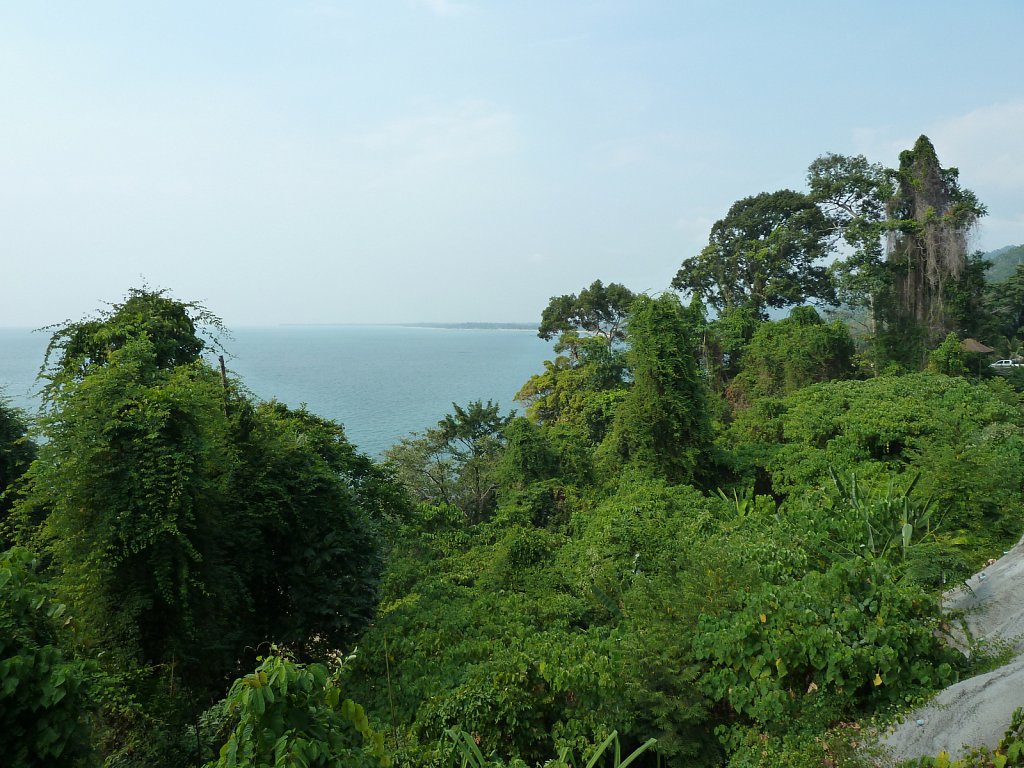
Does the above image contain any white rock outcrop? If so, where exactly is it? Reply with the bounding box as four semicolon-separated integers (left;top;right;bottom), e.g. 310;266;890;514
882;536;1024;761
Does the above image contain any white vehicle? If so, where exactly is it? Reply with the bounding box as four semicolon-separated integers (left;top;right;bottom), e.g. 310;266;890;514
990;359;1023;368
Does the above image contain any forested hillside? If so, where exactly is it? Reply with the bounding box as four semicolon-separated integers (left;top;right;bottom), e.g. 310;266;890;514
984;245;1024;284
5;136;1024;767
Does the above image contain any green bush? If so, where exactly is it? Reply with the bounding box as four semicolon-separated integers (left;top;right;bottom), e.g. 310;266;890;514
1;547;93;767
206;653;390;768
693;557;959;736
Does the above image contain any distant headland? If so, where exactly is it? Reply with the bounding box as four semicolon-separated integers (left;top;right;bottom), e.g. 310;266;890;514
279;322;539;331
391;322;538;331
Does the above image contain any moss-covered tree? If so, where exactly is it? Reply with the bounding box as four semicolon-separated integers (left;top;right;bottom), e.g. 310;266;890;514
877;136;986;365
606;294;713;486
11;289;400;765
19;333;243;695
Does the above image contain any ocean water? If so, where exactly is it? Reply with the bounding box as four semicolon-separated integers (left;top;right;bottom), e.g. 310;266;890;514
0;326;554;456
0;328;50;406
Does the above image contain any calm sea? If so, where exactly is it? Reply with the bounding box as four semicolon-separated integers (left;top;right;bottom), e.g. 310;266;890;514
0;326;553;456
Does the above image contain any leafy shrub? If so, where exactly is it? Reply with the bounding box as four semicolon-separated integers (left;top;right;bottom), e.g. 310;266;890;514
1;547;93;767
0;396;35;545
693;557;960;737
725;373;1024;565
927;333;967;376
206;653;390;768
729;305;855;405
444;727;655;768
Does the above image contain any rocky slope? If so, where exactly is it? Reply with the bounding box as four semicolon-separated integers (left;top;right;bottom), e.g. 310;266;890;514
882;536;1024;760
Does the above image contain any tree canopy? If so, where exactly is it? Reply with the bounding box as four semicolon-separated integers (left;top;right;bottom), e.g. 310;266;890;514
385;400;511;524
40;287;225;393
881;135;986;352
728;306;855;404
807;153;892;311
672;190;834;319
8;289;403;765
538;279;636;348
0;396;34;544
605;293;713;486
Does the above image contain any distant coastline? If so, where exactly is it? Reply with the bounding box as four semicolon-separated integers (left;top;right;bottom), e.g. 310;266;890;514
279;322;539;331
394;322;538;331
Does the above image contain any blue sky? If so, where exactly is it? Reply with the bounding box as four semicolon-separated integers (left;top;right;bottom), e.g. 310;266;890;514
2;1;1023;326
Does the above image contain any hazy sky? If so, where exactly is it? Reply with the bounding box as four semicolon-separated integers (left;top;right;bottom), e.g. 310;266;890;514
2;2;1023;327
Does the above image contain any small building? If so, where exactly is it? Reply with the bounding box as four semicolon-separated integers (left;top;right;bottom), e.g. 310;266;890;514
960;338;995;354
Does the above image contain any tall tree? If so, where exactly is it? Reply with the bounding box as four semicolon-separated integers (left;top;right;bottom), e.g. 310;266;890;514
538;280;636;350
14;289;397;717
18;333;245;693
672;190;834;319
519;279;634;443
878;136;986;359
229;400;396;661
807;153;892;315
986;263;1024;342
606;294;713;485
386;400;512;523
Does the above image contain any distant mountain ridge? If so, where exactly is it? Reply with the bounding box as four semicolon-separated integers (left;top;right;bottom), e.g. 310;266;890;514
984;244;1024;282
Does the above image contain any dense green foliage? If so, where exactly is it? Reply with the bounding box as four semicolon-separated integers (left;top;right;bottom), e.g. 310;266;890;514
694;557;956;732
0;396;35;544
446;728;656;768
343;360;1024;766
728;306;855;404
514;334;628;445
604;294;713;485
4;290;403;766
385;400;512;524
205;654;390;768
672;190;835;319
344;478;728;767
20;335;243;693
727;373;1024;575
985;263;1024;350
230;401;395;660
7;135;1024;767
1;547;93;767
